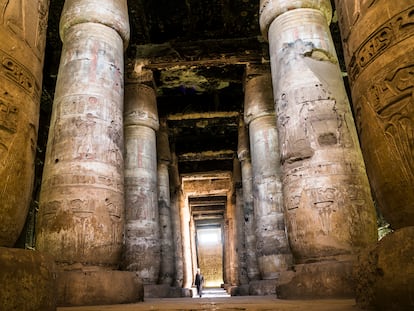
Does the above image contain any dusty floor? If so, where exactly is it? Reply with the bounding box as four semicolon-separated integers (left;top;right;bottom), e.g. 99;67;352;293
58;288;360;311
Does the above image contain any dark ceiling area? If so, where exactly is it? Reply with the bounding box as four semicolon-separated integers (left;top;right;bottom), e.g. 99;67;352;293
41;0;341;176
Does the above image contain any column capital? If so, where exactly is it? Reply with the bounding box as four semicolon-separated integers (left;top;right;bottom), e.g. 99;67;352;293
60;0;130;49
244;64;275;125
259;0;332;41
124;82;160;131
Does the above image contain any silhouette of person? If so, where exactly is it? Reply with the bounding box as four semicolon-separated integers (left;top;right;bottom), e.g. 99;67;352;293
194;268;204;297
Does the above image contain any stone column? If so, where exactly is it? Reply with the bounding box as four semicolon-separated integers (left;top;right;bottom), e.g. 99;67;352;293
335;1;414;309
244;65;292;282
259;0;378;298
123;77;160;285
181;193;193;288
233;157;249;288
157;119;174;285
170;151;184;288
334;1;414;230
0;0;47;247
35;0;142;306
0;2;57;310
237;120;260;283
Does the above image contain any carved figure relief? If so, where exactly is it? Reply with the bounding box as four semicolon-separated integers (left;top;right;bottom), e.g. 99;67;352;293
366;64;414;181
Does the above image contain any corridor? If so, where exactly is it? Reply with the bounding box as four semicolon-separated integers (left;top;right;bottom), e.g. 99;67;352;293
58;288;357;311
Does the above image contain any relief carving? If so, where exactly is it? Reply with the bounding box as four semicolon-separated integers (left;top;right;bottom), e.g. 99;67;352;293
0;50;38;97
349;6;414;81
367;64;414;179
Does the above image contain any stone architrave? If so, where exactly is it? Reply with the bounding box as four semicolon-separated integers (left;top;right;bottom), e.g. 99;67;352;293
157;119;174;285
123;80;160;284
0;0;49;247
259;0;378;297
237;119;260;282
334;0;414;230
244;64;292;280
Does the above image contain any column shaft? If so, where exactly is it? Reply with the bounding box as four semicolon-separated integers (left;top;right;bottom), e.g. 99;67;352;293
237;121;260;282
334;0;414;229
0;0;49;247
260;0;378;298
36;0;129;266
244;67;292;280
157;121;174;285
123;83;160;284
170;152;184;287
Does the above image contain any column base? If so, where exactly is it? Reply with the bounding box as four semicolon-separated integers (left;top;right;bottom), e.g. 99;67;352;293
143;284;191;298
57;268;143;306
249;279;277;296
355;226;414;311
0;247;57;311
276;260;354;299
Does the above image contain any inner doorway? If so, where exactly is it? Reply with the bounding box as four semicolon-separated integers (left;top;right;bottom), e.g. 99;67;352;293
196;227;223;287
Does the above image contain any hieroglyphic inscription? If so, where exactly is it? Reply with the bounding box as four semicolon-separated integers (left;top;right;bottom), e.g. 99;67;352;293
0;50;39;97
349;5;414;81
0;96;18;134
366;64;414;178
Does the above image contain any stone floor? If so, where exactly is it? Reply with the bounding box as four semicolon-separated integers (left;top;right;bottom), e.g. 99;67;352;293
58;288;360;311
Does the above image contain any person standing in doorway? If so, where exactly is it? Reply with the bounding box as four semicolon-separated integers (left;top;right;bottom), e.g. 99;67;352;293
195;268;204;297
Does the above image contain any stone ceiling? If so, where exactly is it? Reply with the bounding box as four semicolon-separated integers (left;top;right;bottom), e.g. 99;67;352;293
41;0;341;178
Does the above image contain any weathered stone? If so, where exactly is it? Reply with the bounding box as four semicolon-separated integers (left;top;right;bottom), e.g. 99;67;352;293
244;66;292;279
57;269;143;306
157;120;174;285
354;227;414;311
249;279;276;296
36;0;129;267
123;82;160;284
334;0;414;230
276;260;354;299
170;152;184;288
0;0;49;247
237;121;260;282
260;1;378;298
0;248;57;311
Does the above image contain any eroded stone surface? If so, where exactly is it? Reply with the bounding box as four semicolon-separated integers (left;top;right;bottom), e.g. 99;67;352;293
0;0;49;247
0;248;57;311
335;0;414;230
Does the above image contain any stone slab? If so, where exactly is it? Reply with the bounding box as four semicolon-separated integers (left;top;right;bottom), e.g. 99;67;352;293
57;270;143;306
276;261;354;299
0;248;57;311
354;227;414;310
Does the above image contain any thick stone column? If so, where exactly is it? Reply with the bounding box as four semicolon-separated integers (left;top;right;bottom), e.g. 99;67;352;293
244;65;292;281
157;119;174;285
233;157;249;288
237;120;260;283
123;78;160;284
0;2;57;309
35;0;142;306
0;0;48;247
260;0;378;298
334;1;414;230
170;151;184;288
335;1;414;309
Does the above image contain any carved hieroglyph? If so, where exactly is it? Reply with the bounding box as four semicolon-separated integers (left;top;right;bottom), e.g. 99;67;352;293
260;1;378;263
244;66;292;278
36;0;129;266
0;0;49;247
335;0;414;229
123;82;161;284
